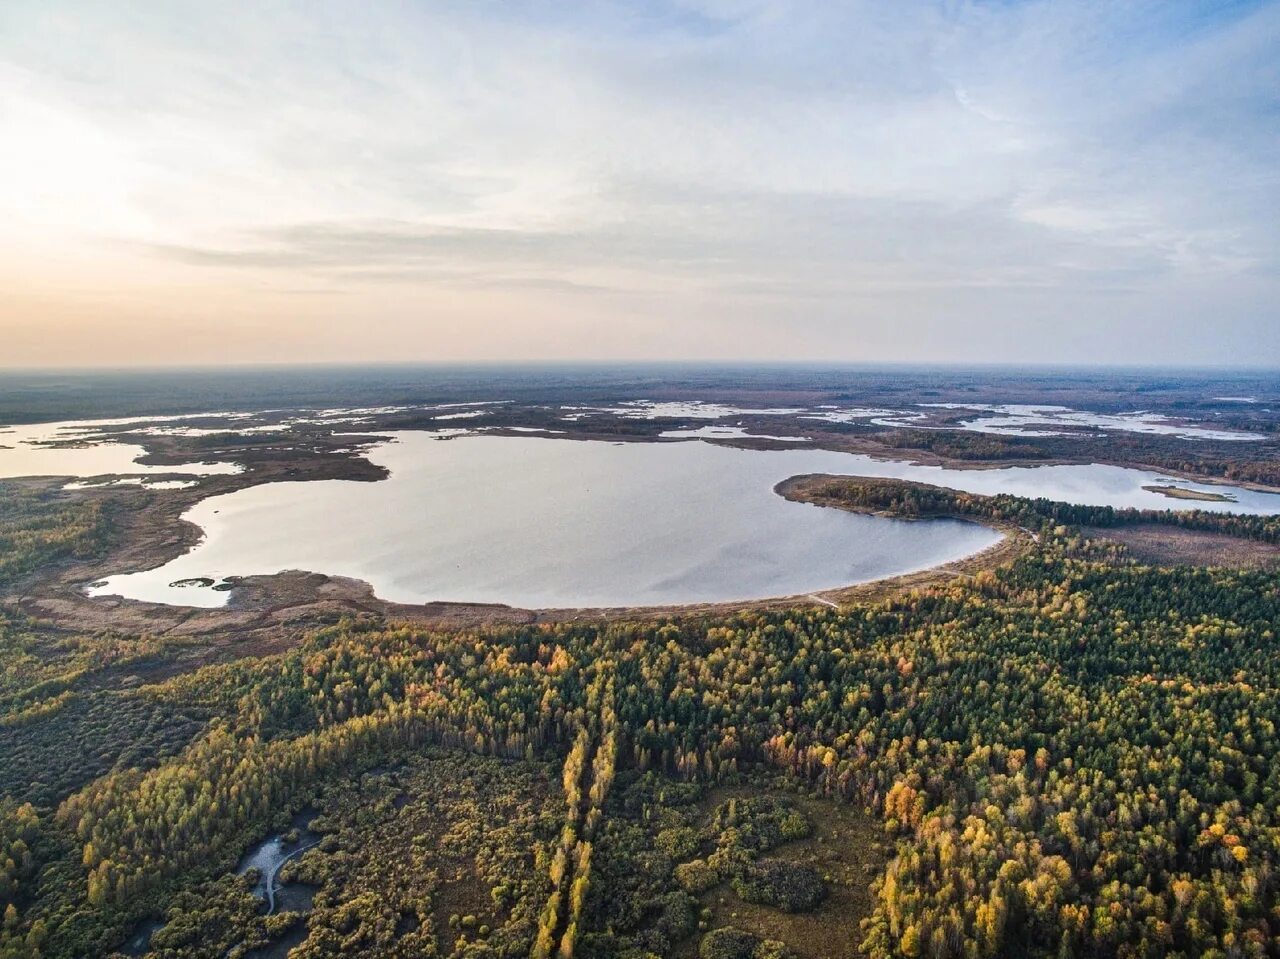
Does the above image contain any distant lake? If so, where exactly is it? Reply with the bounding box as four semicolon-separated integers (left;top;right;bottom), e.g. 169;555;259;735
87;432;1280;609
0;419;241;482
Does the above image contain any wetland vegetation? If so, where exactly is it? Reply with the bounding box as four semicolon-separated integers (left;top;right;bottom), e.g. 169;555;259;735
3;366;1280;958
1142;486;1236;503
2;471;1280;957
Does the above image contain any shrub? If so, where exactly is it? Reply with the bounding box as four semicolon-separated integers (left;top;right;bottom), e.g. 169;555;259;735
700;927;760;959
675;858;722;895
754;940;795;959
656;826;700;860
731;860;827;913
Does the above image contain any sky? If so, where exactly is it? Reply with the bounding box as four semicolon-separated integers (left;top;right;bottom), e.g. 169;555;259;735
1;1;1277;368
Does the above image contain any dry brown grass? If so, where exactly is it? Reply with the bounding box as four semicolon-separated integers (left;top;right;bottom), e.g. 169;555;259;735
1086;524;1280;569
682;785;888;959
1140;484;1235;503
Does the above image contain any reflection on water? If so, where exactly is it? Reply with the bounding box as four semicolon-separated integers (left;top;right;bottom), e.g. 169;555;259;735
0;420;241;480
88;433;1280;610
90;433;1003;608
235;812;321;914
919;403;1268;442
659;425;810;442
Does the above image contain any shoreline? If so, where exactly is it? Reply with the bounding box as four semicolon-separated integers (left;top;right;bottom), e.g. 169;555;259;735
11;404;1280;495
2;424;1268;673
2;465;1032;677
773;472;1033;540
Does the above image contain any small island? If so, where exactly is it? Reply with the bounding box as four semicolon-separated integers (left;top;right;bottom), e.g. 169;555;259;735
1142;484;1236;503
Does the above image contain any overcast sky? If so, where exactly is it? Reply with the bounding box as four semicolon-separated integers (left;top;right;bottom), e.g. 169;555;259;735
1;1;1277;367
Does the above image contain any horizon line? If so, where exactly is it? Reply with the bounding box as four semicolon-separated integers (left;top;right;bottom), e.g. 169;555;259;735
2;359;1280;375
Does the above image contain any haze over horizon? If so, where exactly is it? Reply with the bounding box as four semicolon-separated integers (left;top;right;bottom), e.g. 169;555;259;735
2;1;1278;368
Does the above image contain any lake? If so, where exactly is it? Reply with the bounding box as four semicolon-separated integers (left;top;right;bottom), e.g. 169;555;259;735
87;431;1280;609
0;419;242;481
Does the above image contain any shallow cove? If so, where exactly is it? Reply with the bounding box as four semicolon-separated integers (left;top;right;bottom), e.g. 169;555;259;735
0;419;242;480
88;432;1280;609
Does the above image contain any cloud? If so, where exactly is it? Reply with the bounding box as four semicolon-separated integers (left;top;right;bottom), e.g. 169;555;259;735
0;0;1276;365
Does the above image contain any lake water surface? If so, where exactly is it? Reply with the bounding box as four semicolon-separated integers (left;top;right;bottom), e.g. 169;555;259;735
88;432;1280;610
0;420;242;481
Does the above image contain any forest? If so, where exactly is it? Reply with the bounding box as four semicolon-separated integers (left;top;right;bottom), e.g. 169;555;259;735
1;480;1279;958
867;428;1280;489
0;486;107;591
797;476;1280;542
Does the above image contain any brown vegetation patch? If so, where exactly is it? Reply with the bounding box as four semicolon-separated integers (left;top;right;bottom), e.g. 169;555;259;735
1086;523;1280;569
1141;484;1235;503
690;786;888;959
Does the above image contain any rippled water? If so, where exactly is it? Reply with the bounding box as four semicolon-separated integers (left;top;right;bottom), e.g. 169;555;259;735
88;432;1280;609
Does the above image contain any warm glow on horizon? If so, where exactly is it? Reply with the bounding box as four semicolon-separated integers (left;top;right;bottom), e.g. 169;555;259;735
2;1;1278;367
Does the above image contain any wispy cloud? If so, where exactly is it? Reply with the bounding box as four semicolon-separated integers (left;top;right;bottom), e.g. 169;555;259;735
0;0;1276;365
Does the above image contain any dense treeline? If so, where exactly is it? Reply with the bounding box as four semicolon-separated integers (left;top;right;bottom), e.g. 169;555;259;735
0;485;106;589
873;429;1280;488
804;475;1280;543
0;615;206;808
2;493;1280;956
